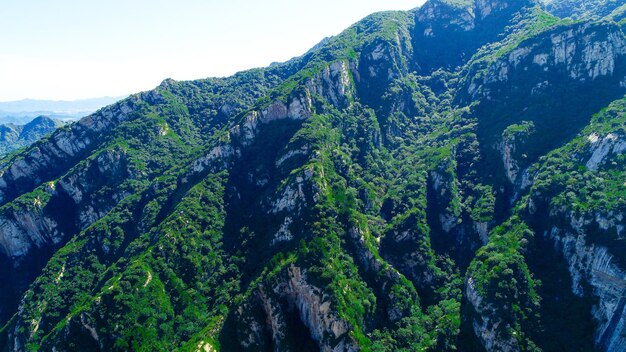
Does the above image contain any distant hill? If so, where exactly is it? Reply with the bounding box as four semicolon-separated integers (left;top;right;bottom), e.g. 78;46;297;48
0;116;63;157
0;96;126;124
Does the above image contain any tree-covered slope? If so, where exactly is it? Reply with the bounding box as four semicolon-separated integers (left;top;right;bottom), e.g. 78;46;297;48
1;0;626;351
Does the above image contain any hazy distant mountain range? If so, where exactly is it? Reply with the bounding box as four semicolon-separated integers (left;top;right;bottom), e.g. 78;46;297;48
0;116;64;158
0;96;126;124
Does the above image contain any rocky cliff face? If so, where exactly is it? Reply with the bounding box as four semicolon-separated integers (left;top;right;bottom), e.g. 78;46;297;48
465;277;520;352
0;147;130;260
497;121;536;188
547;224;626;351
466;21;626;101
412;0;531;73
237;265;357;352
586;132;626;171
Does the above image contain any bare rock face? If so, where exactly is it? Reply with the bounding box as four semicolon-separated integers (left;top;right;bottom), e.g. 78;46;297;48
285;266;355;351
473;222;490;245
269;175;310;215
232;60;356;148
586;132;626;171
550;25;626;80
465;277;520;352
271;216;294;246
0;208;59;261
234;96;313;147
0;147;130;263
306;60;354;109
187;143;239;176
416;0;476;32
475;0;512;20
497;122;536;186
430;169;461;233
468;22;626;100
413;0;529;72
237;265;358;352
499;136;520;185
547;212;626;351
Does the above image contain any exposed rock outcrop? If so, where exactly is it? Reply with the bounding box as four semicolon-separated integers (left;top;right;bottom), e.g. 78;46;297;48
586;132;626;171
466;277;520;352
497;122;536;186
468;22;626;99
547;214;626;351
430;168;461;233
232;94;313;147
238;265;357;352
0;147;130;263
306;61;354;109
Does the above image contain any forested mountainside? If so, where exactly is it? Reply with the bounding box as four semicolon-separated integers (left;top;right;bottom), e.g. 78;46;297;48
1;0;626;351
0;117;62;158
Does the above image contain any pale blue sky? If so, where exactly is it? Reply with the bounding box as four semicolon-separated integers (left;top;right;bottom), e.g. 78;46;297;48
0;0;425;101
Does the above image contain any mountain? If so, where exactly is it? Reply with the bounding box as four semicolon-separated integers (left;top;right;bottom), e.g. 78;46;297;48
0;97;127;125
539;0;626;19
1;0;626;351
0;117;63;158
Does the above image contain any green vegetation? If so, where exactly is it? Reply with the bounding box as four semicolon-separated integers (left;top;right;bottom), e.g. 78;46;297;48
1;0;626;351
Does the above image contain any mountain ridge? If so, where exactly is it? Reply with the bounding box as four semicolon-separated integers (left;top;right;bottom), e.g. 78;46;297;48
1;0;626;351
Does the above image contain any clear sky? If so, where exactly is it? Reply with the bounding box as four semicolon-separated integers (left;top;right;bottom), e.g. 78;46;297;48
0;0;426;102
